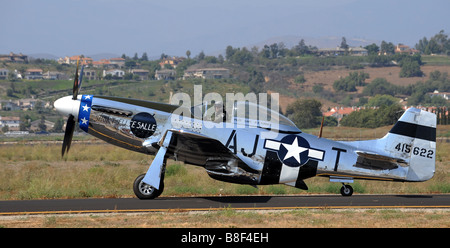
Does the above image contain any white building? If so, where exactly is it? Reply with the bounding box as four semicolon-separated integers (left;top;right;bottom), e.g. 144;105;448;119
183;68;230;79
103;69;125;79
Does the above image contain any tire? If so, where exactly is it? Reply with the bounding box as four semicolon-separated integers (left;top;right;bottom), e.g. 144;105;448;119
133;174;164;200
340;185;353;197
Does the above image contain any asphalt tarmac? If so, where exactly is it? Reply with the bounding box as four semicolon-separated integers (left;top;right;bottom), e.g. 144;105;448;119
1;194;449;215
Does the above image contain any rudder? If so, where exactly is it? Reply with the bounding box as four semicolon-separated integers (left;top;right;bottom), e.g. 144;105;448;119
384;108;436;181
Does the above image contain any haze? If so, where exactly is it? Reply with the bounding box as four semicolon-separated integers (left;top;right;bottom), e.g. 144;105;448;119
1;0;449;58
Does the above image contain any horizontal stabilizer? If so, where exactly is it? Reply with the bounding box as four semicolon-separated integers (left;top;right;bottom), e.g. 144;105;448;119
355;152;407;171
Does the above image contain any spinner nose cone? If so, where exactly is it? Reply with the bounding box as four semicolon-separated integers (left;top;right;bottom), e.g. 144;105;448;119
54;96;81;118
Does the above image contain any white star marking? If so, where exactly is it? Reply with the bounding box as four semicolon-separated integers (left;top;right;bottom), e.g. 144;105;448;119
281;137;308;163
81;117;88;125
82;104;90;112
84;95;92;100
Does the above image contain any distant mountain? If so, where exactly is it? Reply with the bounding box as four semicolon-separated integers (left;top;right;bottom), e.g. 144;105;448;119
88;53;121;61
28;52;121;61
28;53;60;60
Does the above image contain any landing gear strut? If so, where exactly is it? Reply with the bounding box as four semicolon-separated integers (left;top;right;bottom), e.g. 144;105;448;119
340;184;353;197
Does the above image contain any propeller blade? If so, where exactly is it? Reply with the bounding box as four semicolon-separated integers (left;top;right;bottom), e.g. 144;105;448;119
62;114;75;157
72;60;80;100
78;65;85;93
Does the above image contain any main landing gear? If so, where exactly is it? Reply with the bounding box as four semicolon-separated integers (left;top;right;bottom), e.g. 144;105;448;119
133;173;164;199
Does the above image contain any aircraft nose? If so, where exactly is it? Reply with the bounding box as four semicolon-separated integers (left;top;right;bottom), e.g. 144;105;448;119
54;96;81;119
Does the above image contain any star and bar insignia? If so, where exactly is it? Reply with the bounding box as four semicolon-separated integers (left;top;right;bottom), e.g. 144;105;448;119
264;134;325;167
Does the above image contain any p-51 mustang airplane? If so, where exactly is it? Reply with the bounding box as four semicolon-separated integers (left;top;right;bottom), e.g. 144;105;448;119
54;63;436;199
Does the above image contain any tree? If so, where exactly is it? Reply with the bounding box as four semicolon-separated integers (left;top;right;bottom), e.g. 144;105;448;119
225;46;235;60
366;94;399;107
363;78;397;96
247;67;264;93
364;43;379;55
38;115;47;132
415;30;450;55
380;41;395;55
285;99;323;129
333;71;369;92
415;37;429;53
197;51;205;60
340;37;349;50
52;118;64;132
313;84;324;94
186;50;191;59
6;88;14;97
294;75;306;84
340;105;403;128
141;52;148;61
229;47;253;65
399;58;423;78
294;39;308;55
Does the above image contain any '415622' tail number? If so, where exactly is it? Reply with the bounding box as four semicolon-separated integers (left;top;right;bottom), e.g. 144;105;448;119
394;143;434;159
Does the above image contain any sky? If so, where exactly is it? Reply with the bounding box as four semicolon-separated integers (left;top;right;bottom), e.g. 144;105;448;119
1;0;449;58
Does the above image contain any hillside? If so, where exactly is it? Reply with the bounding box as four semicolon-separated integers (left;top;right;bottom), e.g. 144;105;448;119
278;65;450;111
1;44;450;133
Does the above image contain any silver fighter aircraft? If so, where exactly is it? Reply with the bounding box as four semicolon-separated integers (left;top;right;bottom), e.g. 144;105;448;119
54;63;437;199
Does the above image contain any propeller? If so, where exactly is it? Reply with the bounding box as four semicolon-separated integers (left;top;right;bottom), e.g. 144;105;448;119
61;114;75;156
61;60;84;157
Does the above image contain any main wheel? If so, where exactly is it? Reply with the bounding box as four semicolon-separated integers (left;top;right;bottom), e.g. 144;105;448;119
340;184;353;197
133;174;164;199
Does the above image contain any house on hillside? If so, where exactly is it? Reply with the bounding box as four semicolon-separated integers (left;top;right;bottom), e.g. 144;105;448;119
25;69;43;79
0;52;28;63
155;69;176;80
42;71;68;80
318;47;368;56
103;69;125;79
109;58;126;68
395;44;419;55
1;101;20;111
183;68;230;79
131;69;149;80
82;69;97;80
30;119;55;132
58;55;93;66
0;116;21;131
0;68;9;80
159;57;185;69
428;90;449;100
323;107;362;122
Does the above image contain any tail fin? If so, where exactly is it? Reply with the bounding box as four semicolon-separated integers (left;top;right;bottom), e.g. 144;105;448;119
384;108;436;181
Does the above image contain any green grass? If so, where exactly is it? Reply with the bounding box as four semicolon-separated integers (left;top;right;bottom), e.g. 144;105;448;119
0;135;448;200
422;55;450;66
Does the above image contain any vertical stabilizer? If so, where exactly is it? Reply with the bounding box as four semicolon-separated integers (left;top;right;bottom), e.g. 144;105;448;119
384;108;436;181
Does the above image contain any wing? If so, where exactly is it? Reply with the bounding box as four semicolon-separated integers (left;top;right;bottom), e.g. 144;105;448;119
164;130;232;165
165;130;260;184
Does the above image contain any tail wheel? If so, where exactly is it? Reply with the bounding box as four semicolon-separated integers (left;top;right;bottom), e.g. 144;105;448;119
340;184;353;197
133;174;164;199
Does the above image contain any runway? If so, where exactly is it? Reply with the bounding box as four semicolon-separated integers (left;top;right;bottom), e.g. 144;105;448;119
0;194;449;215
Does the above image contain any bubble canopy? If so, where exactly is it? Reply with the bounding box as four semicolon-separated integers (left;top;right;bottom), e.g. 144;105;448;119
190;101;301;133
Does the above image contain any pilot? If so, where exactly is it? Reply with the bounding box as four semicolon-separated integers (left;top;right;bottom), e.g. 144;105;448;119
214;101;227;123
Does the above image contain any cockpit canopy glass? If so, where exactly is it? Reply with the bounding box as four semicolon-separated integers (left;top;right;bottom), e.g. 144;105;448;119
190;101;300;132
